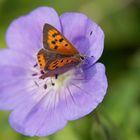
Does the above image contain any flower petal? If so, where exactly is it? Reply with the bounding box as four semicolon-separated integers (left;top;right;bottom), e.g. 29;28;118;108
0;49;34;85
60;63;107;120
0;7;107;137
0;49;33;66
0;49;35;110
9;89;67;136
0;79;30;110
60;13;104;63
6;7;61;55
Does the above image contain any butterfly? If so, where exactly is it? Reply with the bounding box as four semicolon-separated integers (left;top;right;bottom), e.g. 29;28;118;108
37;23;85;80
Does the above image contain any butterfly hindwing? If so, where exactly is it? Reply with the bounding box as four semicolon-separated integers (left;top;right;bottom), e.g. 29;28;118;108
47;57;81;70
39;57;81;79
37;49;78;71
43;24;79;55
37;49;47;70
37;49;59;70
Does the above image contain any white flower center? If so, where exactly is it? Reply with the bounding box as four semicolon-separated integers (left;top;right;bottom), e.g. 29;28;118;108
27;64;76;103
52;69;75;91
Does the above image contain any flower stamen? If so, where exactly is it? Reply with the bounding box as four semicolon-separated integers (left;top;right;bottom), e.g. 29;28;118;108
51;78;55;86
90;31;93;35
44;84;47;89
34;63;38;68
34;81;39;87
55;74;58;79
32;73;38;76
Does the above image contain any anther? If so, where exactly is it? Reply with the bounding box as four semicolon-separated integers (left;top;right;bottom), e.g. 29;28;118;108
52;83;55;86
40;70;45;75
32;73;38;76
90;31;93;35
44;84;47;89
34;63;38;67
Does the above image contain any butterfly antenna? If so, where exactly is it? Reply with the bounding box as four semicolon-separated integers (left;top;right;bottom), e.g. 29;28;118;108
84;63;95;70
85;55;94;58
55;74;58;80
83;55;95;70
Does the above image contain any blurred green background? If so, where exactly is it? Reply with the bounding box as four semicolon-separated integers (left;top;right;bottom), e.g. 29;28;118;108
0;0;140;140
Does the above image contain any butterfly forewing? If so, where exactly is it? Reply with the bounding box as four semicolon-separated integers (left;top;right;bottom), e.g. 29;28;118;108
37;23;83;79
43;24;79;55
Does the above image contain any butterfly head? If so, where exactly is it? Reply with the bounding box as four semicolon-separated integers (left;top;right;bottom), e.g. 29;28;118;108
79;54;94;61
76;54;95;68
80;55;85;61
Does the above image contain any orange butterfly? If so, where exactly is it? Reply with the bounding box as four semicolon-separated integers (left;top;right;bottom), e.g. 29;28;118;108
37;24;85;80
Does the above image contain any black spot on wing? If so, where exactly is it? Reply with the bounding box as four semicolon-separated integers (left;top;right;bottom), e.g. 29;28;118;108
59;38;64;42
52;33;59;37
54;46;58;49
61;60;64;63
53;61;58;64
51;41;56;44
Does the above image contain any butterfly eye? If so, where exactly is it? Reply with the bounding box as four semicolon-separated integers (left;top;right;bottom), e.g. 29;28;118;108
80;56;85;60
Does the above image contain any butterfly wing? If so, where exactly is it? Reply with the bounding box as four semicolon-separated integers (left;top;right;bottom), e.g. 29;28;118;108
43;24;79;55
37;49;47;70
37;49;57;70
37;49;74;70
38;24;81;79
47;57;81;70
40;57;81;79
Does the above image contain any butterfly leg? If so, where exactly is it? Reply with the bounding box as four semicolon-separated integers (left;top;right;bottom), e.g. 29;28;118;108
39;73;48;80
50;78;55;86
55;74;58;79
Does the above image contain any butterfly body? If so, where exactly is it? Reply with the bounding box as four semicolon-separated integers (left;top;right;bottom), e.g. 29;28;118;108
37;24;85;79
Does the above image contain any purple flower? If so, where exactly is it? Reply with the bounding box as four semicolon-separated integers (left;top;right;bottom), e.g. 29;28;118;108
0;7;107;136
